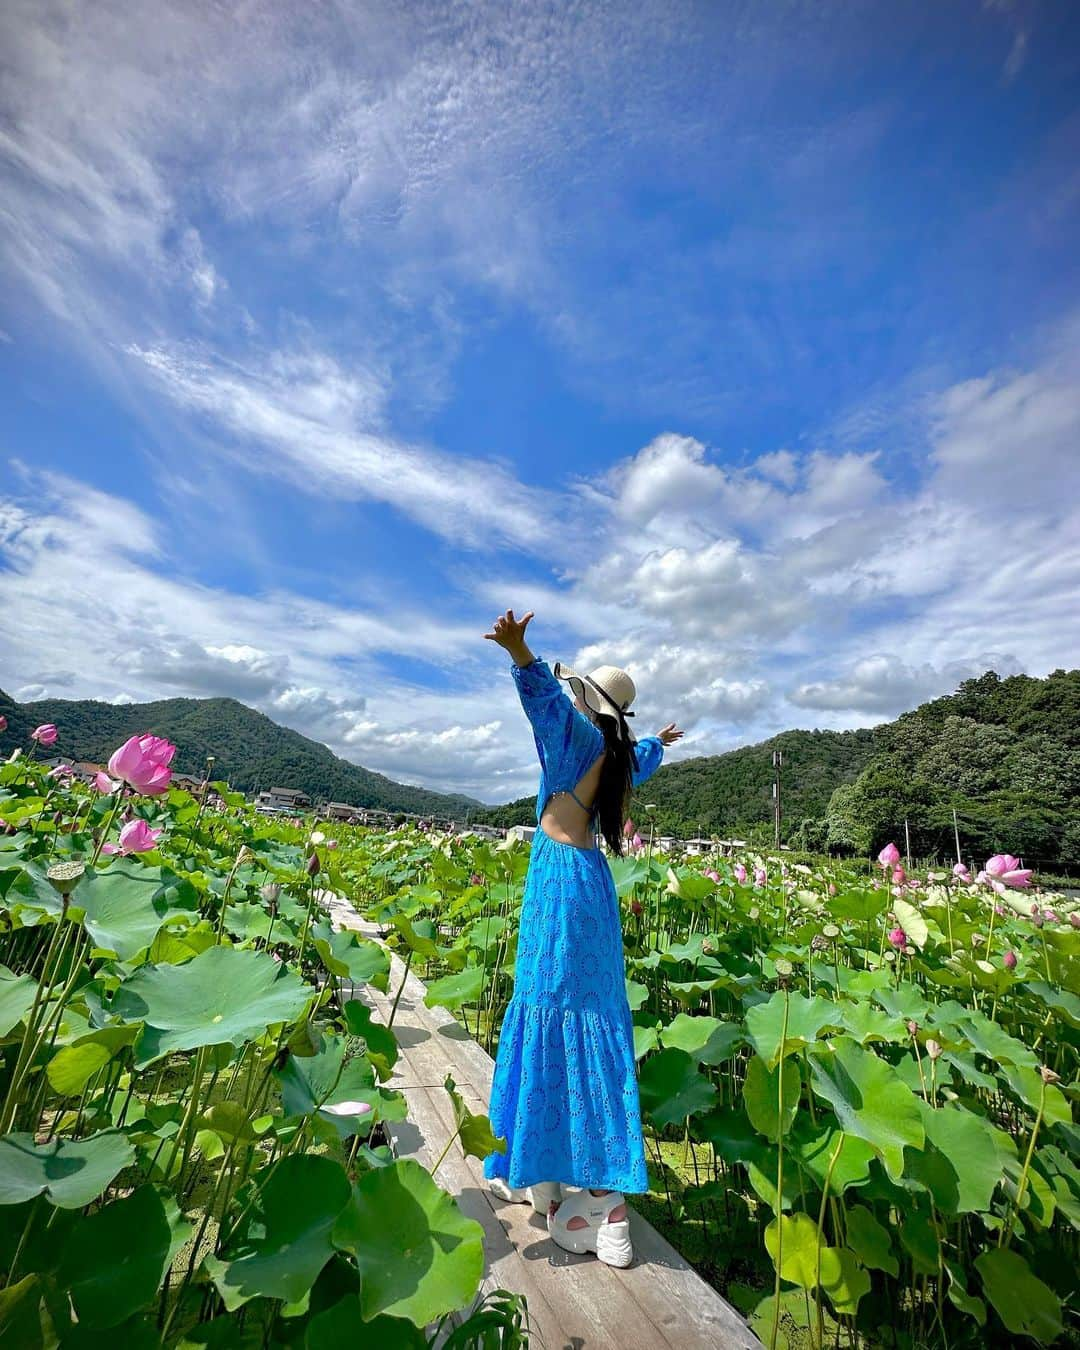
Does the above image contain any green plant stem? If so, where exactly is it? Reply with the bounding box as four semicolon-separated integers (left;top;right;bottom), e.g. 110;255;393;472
814;1136;844;1350
769;984;792;1350
998;1075;1047;1250
388;948;414;1026
89;793;124;866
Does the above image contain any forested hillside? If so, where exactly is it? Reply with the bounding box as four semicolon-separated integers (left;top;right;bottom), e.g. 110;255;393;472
476;668;1080;868
0;689;478;817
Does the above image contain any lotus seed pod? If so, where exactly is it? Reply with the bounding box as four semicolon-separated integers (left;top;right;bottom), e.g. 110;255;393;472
925;1038;942;1060
823;924;840;939
47;860;86;896
774;959;793;978
260;883;282;904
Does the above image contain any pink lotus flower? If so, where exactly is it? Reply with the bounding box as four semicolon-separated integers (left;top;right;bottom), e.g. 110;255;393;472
887;926;907;949
1003;950;1017;970
754;867;767;887
94;771;121;794
631;832;643;852
1070;912;1080;930
828;882;837;895
32;724;58;746
623;818;635;838
101;818;162;855
980;853;1032;893
107;734;176;796
48;763;74;781
878;842;900;868
892;865;906;886
953;862;971;882
733;863;747;884
704;868;721;883
0;715;6;732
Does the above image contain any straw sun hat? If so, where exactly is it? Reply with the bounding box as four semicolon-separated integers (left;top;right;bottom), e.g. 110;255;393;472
554;662;637;738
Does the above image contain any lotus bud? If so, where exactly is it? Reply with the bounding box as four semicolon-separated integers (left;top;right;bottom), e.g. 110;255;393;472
994;903;1006;917
828;882;837;895
733;863;747;884
1071;913;1080;929
0;715;6;731
971;932;983;949
907;1020;919;1037
878;842;900;868
1003;950;1017;970
630;899;643;917
1030;903;1040;916
1032;913;1044;929
892;866;906;886
470;873;483;886
52;810;63;826
47;859;85;897
1040;1065;1060;1084
1044;909;1060;923
754;867;767;887
3;821;17;836
925;1038;942;1060
702;938;714;954
306;852;320;876
887;926;906;949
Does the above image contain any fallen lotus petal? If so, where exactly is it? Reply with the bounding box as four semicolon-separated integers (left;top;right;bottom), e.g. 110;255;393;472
319;1100;374;1117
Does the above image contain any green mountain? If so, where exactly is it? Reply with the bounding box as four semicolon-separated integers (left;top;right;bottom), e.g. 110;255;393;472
0;689;478;817
475;669;1080;869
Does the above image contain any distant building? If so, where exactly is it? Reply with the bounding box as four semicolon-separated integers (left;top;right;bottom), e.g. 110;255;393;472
507;824;537;843
325;801;359;822
255;786;312;814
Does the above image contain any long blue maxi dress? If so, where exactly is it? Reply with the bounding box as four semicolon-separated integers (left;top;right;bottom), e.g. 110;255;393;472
483;656;664;1195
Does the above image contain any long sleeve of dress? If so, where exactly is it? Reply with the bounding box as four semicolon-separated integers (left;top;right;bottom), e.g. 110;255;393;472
631;735;664;787
511;657;603;780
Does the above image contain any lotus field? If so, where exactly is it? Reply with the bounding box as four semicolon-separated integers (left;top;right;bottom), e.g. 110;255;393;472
0;735;527;1348
350;825;1079;1347
1;732;1077;1349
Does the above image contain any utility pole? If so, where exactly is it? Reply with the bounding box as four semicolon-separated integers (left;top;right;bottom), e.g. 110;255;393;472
952;806;962;866
904;817;912;869
772;749;783;849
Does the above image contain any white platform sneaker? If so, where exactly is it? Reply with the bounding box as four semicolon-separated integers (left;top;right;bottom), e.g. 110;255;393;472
548;1189;634;1268
488;1177;562;1216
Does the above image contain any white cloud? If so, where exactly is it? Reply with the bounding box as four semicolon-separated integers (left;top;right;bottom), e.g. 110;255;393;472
789;652;1025;715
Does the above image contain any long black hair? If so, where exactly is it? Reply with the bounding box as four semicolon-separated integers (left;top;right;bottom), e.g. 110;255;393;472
593;712;638;855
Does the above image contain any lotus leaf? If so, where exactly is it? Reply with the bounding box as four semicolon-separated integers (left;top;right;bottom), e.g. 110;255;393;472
638;1048;718;1127
0;1129;134;1208
743;1054;800;1142
844;1204;898;1276
660;1012;743;1063
314;931;390;991
0;964;36;1037
444;1074;506;1161
333;1158;484;1325
276;1034;404;1133
342;1001;398;1081
808;1037;923;1180
423;966;484;1011
73;861;196;960
207;1155;352;1309
975;1248;1063;1342
111;945;312;1066
57;1185;170;1328
304;1294;427;1349
746;991;843;1065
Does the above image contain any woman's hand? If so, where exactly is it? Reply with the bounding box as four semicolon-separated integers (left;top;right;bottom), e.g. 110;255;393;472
657;722;684;746
484;609;536;665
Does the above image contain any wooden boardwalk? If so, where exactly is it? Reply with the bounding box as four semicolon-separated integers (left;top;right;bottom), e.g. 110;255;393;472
330;897;763;1350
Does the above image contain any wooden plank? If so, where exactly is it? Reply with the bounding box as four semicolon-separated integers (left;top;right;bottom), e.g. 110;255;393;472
331;897;762;1350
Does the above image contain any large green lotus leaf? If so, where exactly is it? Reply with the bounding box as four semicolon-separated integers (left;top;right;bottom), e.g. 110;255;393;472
461;914;506;951
47;1025;139;1097
275;1034;405;1134
743;1054;800;1142
315;932;390;992
790;1123;875;1195
826;889;886;924
808;1037;923;1180
872;984;930;1024
844;1204;898;1276
0;1130;134;1208
660;1013;744;1064
444;1074;506;1161
839;1000;907;1046
207;1155;352;1310
423;966;484;1011
891;897;930;949
111;946;312;1066
749;1288;819;1350
333;1158;484;1325
0;1273;44;1348
899;1201;940;1274
1036;1145;1080;1230
0;964;37;1037
73;861;195;960
764;1213;840;1290
638;1048;718;1127
391;914;439;959
304;1293;426;1349
1022;980;1080;1028
665;869;717;902
1002;1066;1071;1126
1002;1157;1057;1230
343;1001;398;1081
1;862;64;921
975;1248;1063;1343
57;1185;170;1328
746;992;843;1066
224;902;295;945
632;1018;660;1061
694;1107;764;1164
915;1099;1015;1214
944;1256;987;1325
933;1003;1038;1071
608;854;652;897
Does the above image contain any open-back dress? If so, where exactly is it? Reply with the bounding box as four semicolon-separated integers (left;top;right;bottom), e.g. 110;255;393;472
483;656;664;1195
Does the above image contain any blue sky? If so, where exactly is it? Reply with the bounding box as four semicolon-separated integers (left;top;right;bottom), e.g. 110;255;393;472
2;0;1079;801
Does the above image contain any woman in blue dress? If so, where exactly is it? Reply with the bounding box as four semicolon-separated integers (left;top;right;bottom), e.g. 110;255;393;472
482;608;683;1267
